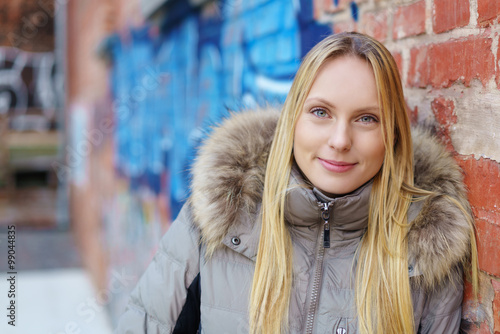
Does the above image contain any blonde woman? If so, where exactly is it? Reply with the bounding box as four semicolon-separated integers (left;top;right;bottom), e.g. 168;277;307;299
116;32;477;334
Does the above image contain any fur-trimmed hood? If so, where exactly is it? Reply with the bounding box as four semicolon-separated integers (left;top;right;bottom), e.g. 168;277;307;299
190;108;472;288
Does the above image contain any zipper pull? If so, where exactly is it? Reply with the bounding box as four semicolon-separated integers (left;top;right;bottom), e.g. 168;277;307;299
320;202;331;248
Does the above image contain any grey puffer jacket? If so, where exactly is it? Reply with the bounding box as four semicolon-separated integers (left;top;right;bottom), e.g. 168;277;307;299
115;109;472;334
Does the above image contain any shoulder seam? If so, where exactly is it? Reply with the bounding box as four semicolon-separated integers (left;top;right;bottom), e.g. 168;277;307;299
157;233;200;287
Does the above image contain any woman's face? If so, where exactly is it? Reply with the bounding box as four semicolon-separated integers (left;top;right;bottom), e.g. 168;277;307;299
293;56;385;196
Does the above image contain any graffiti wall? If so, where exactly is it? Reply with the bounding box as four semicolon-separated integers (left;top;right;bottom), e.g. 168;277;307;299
106;0;330;322
0;47;58;131
110;0;330;217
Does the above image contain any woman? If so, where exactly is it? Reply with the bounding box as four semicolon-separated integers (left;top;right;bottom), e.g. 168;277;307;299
116;32;477;334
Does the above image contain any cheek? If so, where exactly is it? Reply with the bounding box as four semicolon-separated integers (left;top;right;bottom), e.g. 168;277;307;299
369;139;386;168
293;132;304;163
357;130;385;170
293;124;316;177
293;121;307;158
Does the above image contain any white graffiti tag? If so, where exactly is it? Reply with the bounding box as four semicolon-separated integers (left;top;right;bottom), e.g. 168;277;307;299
0;47;57;130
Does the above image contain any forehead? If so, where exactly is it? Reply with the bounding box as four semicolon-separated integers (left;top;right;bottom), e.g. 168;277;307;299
304;56;379;111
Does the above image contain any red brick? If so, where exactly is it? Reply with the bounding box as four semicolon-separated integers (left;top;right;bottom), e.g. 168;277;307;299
431;97;457;125
472;323;495;334
497;39;500;89
393;0;426;40
458;157;500;213
430;35;494;87
462;277;475;310
0;0;55;52
332;20;358;35
473;209;500;231
406;103;418;125
477;0;500;27
476;218;500;276
431;97;456;151
392;51;403;78
408;35;495;88
493;279;500;333
433;0;470;34
407;45;430;88
361;10;388;42
462;272;495;330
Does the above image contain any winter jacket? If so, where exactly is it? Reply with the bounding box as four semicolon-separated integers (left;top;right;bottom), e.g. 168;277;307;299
115;109;472;334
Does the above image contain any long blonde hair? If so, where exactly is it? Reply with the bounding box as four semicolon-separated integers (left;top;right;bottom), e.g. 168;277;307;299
249;32;478;333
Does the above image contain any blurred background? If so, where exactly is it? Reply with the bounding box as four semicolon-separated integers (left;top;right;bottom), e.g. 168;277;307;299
0;0;499;333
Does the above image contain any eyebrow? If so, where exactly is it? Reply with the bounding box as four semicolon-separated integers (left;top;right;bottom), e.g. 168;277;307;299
304;97;380;113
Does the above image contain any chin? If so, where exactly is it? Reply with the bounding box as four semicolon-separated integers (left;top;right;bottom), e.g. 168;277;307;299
320;179;367;197
319;186;355;197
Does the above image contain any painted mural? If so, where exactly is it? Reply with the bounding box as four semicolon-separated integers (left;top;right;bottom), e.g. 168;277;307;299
109;0;330;220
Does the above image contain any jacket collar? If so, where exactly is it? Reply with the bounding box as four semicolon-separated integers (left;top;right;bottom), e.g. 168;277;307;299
216;163;373;261
285;163;371;241
190;108;472;288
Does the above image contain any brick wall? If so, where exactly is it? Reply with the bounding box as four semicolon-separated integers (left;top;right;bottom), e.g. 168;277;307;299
0;0;55;52
314;0;500;331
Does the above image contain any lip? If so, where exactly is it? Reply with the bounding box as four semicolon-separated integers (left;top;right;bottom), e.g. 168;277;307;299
318;158;357;173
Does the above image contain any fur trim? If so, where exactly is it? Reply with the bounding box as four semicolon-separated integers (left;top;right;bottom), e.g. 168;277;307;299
409;127;471;288
190;109;472;287
190;108;279;256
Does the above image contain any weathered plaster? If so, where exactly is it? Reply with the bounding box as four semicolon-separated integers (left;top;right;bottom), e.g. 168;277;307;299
452;89;500;162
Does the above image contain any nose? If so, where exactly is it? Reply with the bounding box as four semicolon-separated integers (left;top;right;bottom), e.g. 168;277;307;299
327;122;352;152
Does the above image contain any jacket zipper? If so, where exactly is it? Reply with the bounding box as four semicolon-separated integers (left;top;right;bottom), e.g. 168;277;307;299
305;201;333;334
320;202;332;248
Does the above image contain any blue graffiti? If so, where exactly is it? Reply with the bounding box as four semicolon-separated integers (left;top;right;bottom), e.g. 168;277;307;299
109;0;331;220
350;1;359;22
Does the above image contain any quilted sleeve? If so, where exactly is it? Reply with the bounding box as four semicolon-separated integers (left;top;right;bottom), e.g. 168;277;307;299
417;267;464;334
115;203;201;334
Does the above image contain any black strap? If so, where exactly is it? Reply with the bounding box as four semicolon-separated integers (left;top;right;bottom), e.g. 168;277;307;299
173;273;201;334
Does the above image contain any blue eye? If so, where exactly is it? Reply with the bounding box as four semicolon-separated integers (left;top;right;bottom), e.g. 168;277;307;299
311;108;328;118
359;115;378;123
